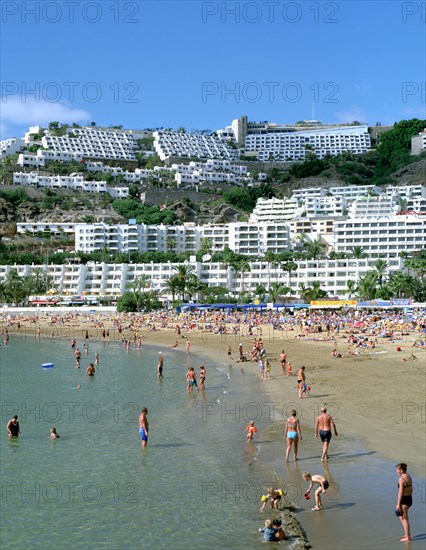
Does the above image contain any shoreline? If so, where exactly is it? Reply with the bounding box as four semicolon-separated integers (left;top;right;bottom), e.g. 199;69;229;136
3;313;425;477
3;315;425;548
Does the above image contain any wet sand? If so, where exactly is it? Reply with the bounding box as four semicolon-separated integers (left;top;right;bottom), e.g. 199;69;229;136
113;327;425;477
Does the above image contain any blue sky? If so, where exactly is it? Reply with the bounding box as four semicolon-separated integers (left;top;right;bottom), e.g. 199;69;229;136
1;1;425;139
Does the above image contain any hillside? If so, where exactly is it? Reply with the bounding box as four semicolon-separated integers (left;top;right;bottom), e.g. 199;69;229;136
0;118;425;229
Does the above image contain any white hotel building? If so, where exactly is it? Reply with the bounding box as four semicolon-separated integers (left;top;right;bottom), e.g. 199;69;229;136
17;127;138;167
12;172;129;198
245;125;371;162
334;215;426;257
73;221;291;256
0;256;405;301
153;131;237;161
10;183;426;301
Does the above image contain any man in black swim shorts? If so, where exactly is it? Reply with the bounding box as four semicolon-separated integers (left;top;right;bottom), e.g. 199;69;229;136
315;407;338;461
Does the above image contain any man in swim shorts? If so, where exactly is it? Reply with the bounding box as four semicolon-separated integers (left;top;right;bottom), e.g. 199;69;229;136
139;408;149;447
315;406;338;461
186;367;198;392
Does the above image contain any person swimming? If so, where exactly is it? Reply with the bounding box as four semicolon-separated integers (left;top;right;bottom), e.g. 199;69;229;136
50;427;60;439
86;363;96;376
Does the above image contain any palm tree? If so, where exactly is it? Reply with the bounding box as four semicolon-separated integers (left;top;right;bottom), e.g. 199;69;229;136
198;237;213;258
372;259;389;289
254;283;267;303
268;282;290;303
386;272;414;299
298;283;311;303
173;265;197;301
186;275;206;302
263;250;277;294
357;271;379;300
352;246;366;259
26;267;54;295
127;275;151;311
298;281;326;302
281;261;297;293
232;256;251;300
166;238;177;254
4;269;27;305
405;254;426;284
305;240;327;261
308;281;327;300
165;275;180;302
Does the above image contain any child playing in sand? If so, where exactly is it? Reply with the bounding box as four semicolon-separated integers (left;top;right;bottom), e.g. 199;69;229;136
272;519;286;540
303;472;329;511
260;487;283;511
245;420;257;442
258;519;280;542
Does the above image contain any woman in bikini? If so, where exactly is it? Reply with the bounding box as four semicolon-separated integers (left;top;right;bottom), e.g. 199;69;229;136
395;463;413;542
285;409;302;462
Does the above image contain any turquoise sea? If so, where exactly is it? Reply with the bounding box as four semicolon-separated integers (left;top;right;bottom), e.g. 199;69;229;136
0;336;284;550
1;334;425;549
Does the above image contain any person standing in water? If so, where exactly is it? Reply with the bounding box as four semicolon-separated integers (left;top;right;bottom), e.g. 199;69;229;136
285;409;302;462
315;406;338;461
395;463;413;542
199;365;206;390
138;408;149;447
157;352;164;380
6;415;20;438
303;472;329;511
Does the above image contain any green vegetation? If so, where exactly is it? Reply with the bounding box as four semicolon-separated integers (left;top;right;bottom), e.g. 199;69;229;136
111;198;177;224
136;153;163;169
354;250;426;302
48;121;68;136
222;183;275;212
267;119;426;186
0;188;31;206
0;267;56;305
117;274;162;312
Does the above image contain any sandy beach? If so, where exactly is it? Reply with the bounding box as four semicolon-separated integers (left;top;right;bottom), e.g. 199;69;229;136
2;307;425;548
129;329;426;477
3;308;425;477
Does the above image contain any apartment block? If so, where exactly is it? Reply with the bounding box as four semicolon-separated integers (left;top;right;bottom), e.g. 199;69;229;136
153;131;237;161
0;256;405;301
334;215;426;258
